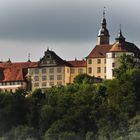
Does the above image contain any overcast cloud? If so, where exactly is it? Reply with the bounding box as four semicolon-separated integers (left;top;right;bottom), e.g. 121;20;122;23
0;0;140;61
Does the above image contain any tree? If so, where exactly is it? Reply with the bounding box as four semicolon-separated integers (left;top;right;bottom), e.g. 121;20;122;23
114;54;137;79
2;125;39;140
73;74;94;84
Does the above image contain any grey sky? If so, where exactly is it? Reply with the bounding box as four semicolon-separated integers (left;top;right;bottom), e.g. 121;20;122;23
0;0;140;61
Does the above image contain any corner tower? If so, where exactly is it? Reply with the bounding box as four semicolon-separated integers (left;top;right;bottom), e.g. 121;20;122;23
98;8;110;45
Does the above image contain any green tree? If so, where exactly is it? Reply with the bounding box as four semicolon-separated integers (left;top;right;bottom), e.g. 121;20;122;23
3;125;39;140
73;74;94;84
114;54;137;79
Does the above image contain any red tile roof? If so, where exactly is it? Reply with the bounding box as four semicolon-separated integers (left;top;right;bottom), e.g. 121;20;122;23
109;42;127;52
109;42;140;58
87;45;112;58
0;62;38;82
68;59;87;67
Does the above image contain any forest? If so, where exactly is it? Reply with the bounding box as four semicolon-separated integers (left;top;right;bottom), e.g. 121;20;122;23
0;54;140;140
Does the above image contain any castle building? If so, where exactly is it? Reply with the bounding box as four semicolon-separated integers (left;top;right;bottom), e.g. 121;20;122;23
87;11;140;79
0;62;37;92
106;27;140;79
68;59;87;83
0;50;87;92
86;11;112;79
28;49;87;91
28;49;71;91
0;10;140;92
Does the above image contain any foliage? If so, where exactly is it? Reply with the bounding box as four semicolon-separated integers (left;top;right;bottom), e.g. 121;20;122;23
73;74;94;84
0;125;39;140
0;54;140;139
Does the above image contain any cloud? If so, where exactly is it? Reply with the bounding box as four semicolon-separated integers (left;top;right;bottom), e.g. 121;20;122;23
0;0;139;43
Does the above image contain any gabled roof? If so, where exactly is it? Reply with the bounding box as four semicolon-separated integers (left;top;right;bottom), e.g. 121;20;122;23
39;49;71;67
68;59;87;67
87;45;112;58
0;62;38;82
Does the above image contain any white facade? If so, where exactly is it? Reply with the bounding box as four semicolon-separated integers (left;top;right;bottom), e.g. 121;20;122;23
106;52;134;79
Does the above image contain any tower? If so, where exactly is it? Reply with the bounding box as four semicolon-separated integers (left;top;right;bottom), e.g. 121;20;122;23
106;25;134;79
98;7;110;45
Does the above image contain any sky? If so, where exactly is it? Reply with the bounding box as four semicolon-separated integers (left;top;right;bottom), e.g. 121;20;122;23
0;0;140;62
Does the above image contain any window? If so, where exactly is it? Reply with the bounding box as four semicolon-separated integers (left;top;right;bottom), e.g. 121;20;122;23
7;82;10;85
88;59;92;64
104;67;106;73
42;68;46;74
14;82;17;85
112;63;115;68
88;67;92;74
78;68;83;74
112;53;115;58
97;67;101;73
34;69;39;74
46;54;51;59
34;76;39;81
57;67;62;73
42;75;47;81
42;82;46;87
57;75;62;80
49;68;54;73
49;82;54;87
97;59;101;64
50;75;54;80
70;68;75;74
34;83;39;87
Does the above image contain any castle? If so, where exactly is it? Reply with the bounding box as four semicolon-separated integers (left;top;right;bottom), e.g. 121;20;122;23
0;11;140;92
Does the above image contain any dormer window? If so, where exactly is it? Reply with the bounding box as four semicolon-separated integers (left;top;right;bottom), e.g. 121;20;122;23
112;53;115;58
46;54;51;59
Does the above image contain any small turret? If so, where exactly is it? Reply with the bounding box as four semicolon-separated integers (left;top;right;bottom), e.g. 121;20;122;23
115;24;125;43
7;58;11;63
27;53;31;62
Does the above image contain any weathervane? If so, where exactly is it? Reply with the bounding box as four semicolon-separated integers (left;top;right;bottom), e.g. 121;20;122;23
103;6;106;18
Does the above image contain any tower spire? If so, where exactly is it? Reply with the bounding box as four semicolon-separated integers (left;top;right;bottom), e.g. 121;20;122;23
115;24;125;43
98;7;110;45
119;24;123;36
